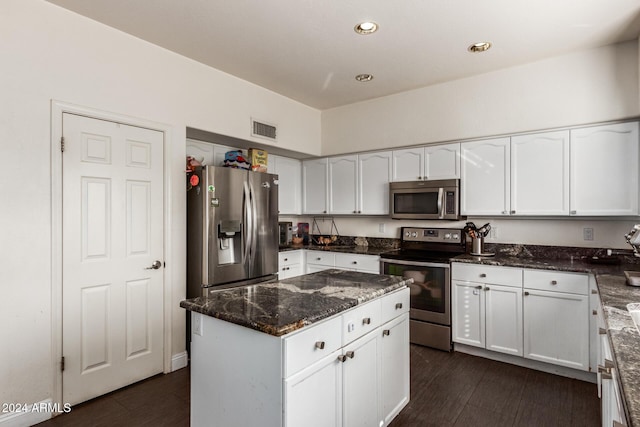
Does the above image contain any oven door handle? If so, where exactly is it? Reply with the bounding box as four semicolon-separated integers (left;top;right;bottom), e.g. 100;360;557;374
380;258;450;269
437;187;444;219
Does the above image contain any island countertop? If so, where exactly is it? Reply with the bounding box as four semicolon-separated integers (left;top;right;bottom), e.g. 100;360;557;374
180;269;412;337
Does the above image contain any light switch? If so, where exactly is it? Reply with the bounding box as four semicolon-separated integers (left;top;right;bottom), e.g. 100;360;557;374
193;312;203;336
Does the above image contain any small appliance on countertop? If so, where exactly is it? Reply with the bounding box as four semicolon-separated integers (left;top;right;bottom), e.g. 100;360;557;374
278;221;293;246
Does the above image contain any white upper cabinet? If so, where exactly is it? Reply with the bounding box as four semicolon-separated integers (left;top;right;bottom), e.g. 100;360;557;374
511;131;570;216
425;143;460;180
460;138;511;216
271;155;302;215
570;122;639;216
302;158;329;214
329;155;359;214
392;148;424;181
358;151;392;215
392;143;460;182
327;152;392;215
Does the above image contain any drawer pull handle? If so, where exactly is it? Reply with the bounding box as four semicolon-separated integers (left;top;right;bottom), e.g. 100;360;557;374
346;351;355;359
599;327;607;335
395;303;403;309
524;291;530;296
475;285;483;289
479;273;487;278
383;329;390;336
352;261;357;264
551;280;558;285
316;257;321;261
362;317;371;325
591;289;598;294
315;341;325;350
338;355;347;362
284;258;288;261
593;310;598;315
484;286;490;291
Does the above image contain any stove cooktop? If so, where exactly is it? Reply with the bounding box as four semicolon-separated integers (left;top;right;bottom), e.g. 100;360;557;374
380;249;462;264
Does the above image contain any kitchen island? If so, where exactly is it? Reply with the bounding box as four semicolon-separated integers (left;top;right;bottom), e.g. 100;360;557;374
180;269;412;427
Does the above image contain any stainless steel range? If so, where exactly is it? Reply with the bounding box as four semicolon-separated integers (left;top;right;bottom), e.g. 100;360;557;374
380;227;465;351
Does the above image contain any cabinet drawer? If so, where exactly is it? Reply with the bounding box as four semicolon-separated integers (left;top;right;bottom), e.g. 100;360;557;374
335;254;380;272
452;263;522;287
284;315;342;377
279;251;303;267
342;299;381;346
380;287;410;325
305;251;335;267
523;269;588;295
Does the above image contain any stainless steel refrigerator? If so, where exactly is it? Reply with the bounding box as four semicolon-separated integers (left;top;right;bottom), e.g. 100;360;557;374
186;166;279;298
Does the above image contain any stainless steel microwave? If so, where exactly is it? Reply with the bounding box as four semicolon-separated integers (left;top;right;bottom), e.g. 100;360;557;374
389;179;462;220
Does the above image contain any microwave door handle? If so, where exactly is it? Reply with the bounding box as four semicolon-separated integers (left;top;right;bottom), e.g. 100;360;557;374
437;187;444;219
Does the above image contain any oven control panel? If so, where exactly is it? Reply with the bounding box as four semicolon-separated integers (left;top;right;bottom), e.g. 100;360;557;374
402;227;462;243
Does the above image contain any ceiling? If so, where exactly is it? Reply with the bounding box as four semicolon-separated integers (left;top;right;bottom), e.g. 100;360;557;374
46;0;640;110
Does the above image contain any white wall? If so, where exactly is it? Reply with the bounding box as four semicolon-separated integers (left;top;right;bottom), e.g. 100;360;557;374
0;0;320;413
321;41;639;155
293;216;637;250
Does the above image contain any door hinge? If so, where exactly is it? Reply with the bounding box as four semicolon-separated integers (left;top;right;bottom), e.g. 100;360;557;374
61;356;65;372
60;137;65;153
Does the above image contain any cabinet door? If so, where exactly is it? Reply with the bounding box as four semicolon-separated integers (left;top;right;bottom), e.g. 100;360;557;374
329;155;358;214
342;330;380;427
485;284;523;356
272;155;302;215
186;139;215;165
511;131;569;216
452;280;485;348
425;143;460;180
284;350;343;427
302;158;329;214
392;148;424;181
570;122;639;216
358;151;392;215
380;314;410;427
523;289;589;370
460;138;511;216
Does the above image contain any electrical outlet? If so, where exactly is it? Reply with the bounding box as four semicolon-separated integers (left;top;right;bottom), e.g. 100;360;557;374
193;312;203;336
583;227;594;241
379;223;386;233
489;227;498;239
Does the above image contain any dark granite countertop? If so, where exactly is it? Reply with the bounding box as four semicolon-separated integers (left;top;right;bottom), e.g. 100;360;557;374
180;269;411;337
279;244;394;256
452;252;640;426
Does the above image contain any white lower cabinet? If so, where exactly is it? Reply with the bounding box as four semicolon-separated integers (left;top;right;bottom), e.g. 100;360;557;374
451;263;523;356
523;269;589;371
380;314;410;425
284;349;343;427
279;250;304;279
284;288;410;427
305;250;380;275
452;263;592;372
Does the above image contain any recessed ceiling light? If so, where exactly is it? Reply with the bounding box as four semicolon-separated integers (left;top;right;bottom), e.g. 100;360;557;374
355;74;374;82
468;42;492;53
354;21;378;35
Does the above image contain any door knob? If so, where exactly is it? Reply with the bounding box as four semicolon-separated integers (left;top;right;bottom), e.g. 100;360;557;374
145;260;162;270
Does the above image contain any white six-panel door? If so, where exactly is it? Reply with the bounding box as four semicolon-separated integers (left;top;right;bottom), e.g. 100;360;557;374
62;113;164;405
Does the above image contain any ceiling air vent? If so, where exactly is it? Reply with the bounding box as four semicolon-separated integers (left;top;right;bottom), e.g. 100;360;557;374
251;118;277;141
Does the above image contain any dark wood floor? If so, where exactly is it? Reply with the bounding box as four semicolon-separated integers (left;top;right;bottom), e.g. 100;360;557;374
37;345;599;426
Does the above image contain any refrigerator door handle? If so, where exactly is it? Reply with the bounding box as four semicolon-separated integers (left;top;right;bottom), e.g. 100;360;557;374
249;178;258;270
243;181;252;268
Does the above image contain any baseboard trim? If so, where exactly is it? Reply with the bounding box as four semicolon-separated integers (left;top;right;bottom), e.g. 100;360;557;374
454;343;597;383
171;351;189;371
0;399;66;426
